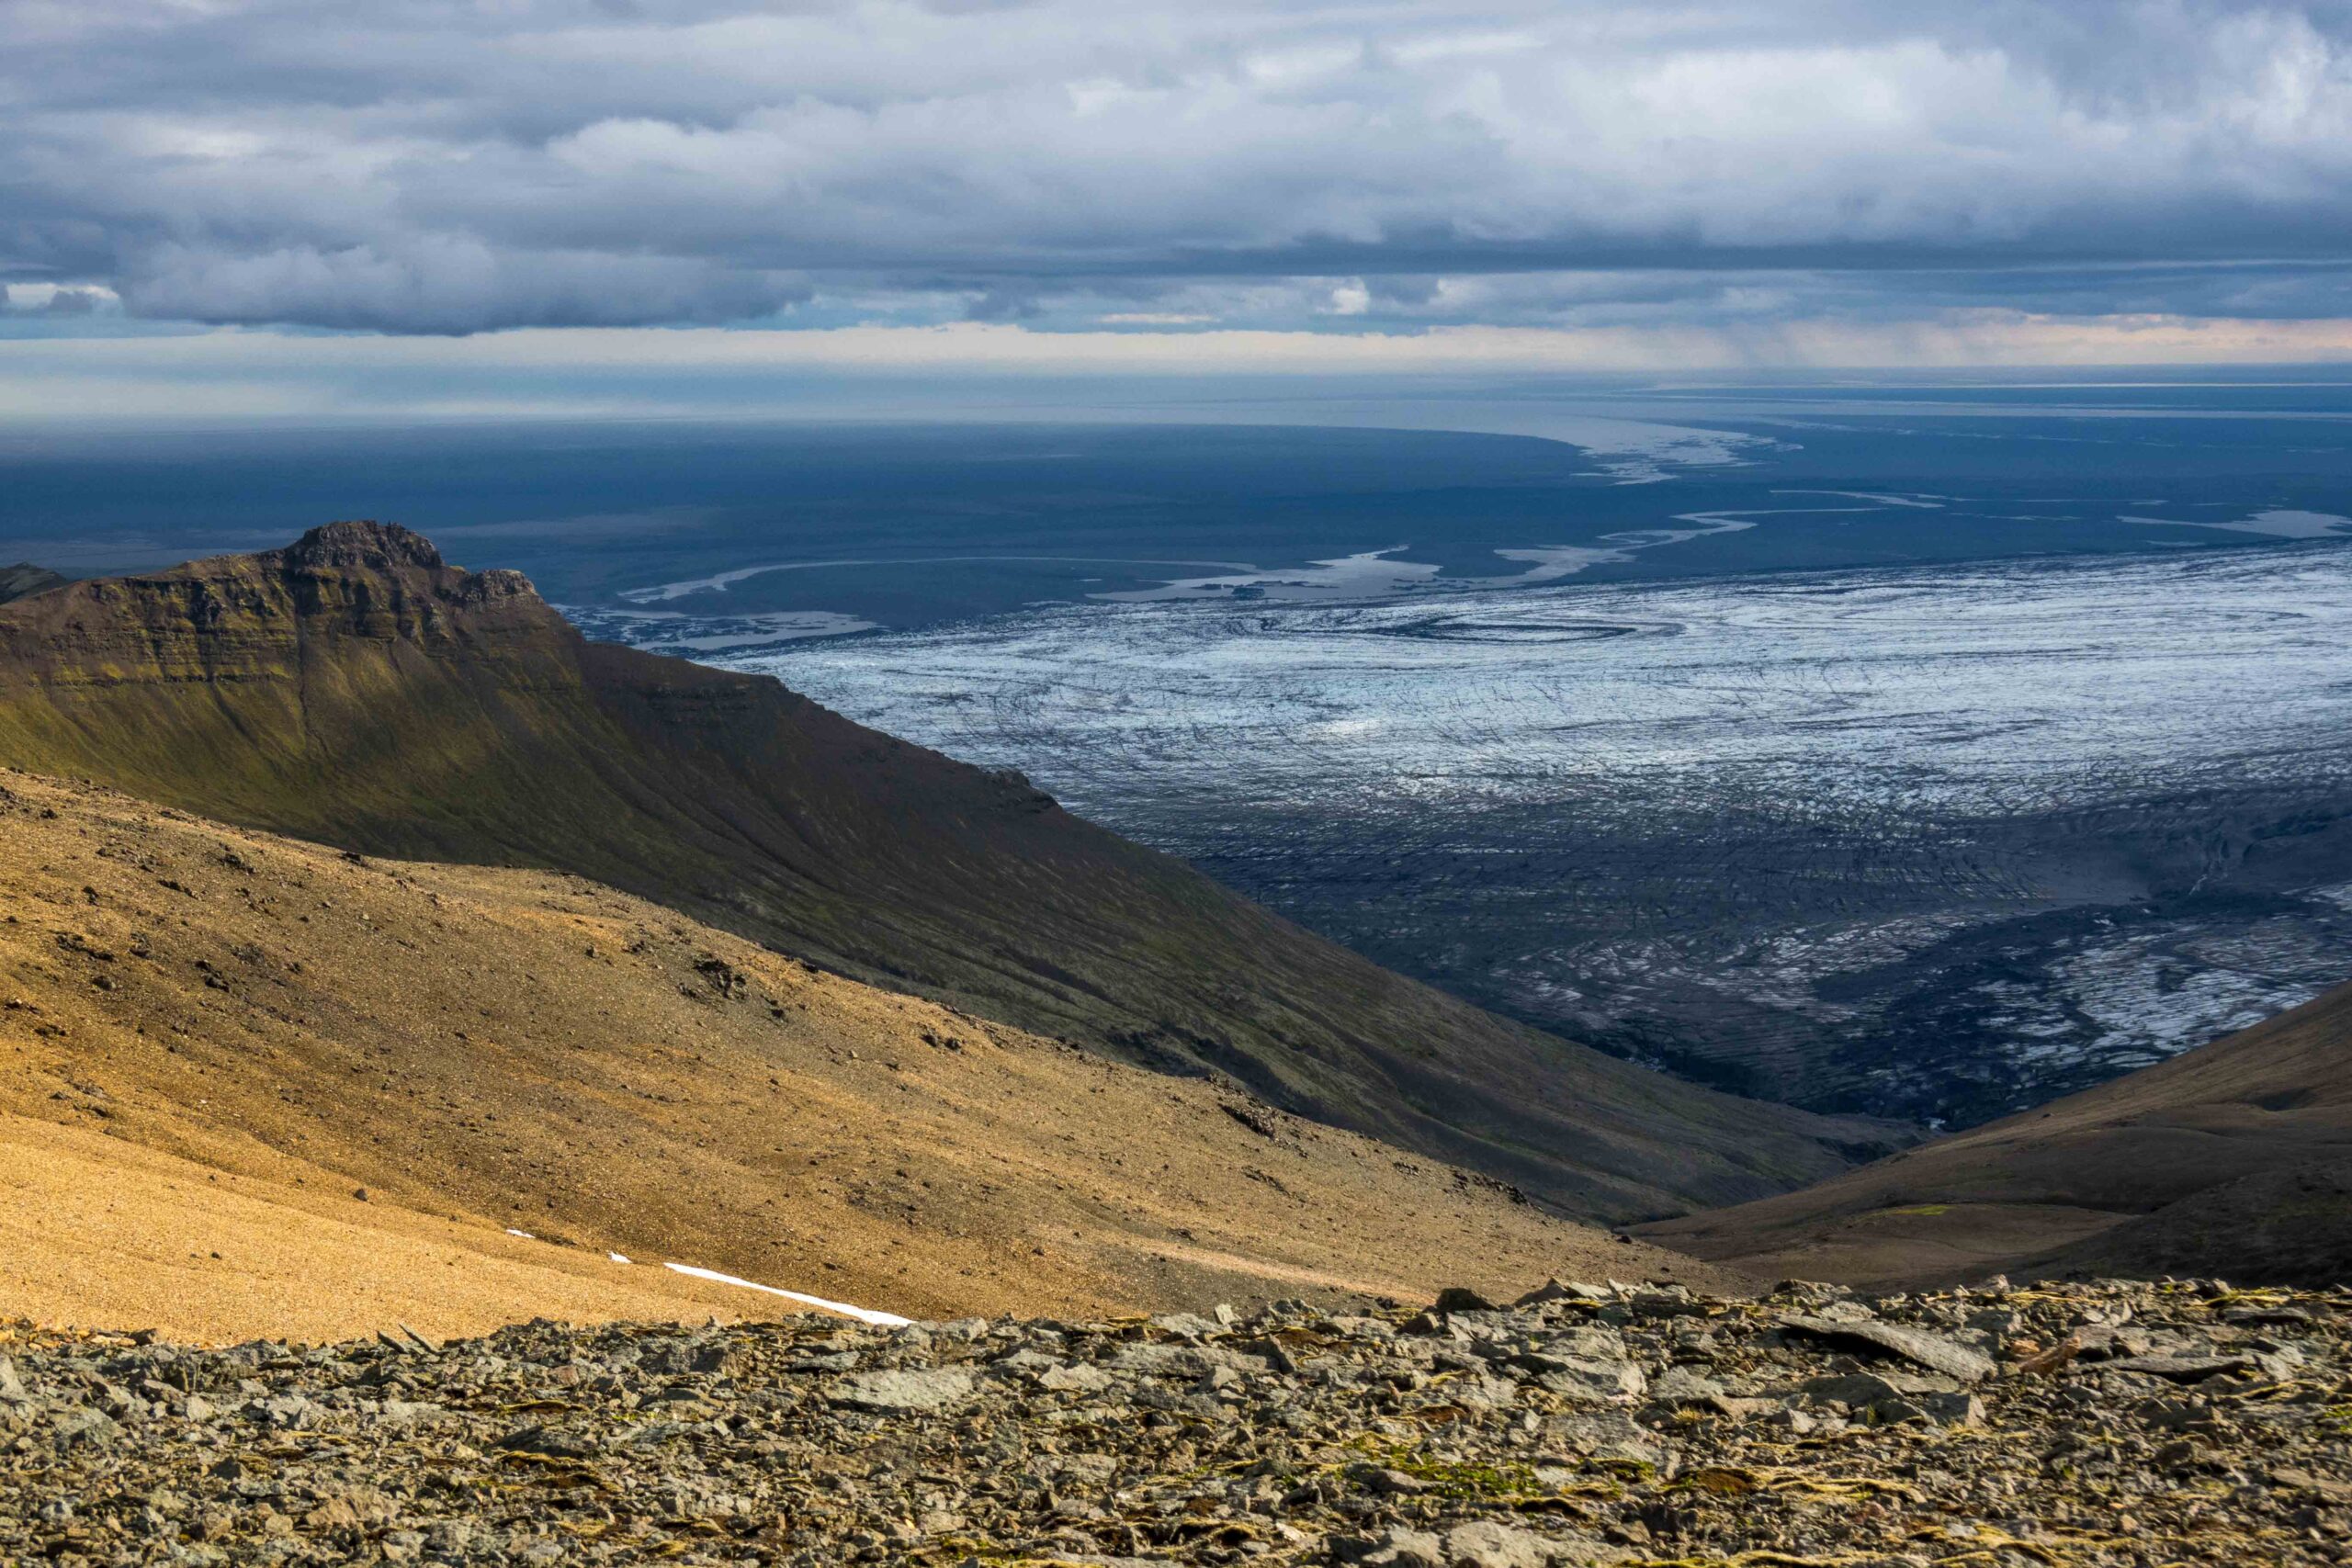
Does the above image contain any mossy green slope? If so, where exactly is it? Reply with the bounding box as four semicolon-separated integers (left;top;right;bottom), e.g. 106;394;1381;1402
0;522;1900;1220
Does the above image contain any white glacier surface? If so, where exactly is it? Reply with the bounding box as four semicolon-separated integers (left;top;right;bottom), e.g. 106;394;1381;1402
705;541;2352;1122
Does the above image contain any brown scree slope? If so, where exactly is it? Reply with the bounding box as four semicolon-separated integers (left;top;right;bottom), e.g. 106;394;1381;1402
1641;978;2352;1288
0;522;1898;1223
0;768;1737;1343
0;1111;772;1345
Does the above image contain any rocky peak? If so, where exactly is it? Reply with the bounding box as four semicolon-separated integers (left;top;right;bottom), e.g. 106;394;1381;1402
256;522;542;613
276;520;449;574
0;524;554;692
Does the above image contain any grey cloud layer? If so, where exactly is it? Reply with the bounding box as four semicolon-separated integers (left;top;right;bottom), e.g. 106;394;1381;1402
6;0;2352;333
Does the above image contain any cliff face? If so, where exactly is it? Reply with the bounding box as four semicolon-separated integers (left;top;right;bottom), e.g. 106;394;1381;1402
0;522;1902;1219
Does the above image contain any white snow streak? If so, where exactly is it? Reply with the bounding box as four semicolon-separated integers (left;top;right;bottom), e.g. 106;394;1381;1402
661;1262;912;1327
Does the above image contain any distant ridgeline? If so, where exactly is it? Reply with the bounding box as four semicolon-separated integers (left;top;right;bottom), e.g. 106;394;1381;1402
0;565;64;605
0;522;1902;1222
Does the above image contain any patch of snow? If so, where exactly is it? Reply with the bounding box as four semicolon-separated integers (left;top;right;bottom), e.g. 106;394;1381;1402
662;1262;911;1327
1098;512;1767;604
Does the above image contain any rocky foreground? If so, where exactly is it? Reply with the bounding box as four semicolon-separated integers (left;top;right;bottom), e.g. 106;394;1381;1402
6;1279;2352;1567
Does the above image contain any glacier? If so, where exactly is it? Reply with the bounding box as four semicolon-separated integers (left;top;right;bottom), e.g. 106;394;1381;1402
683;539;2352;1125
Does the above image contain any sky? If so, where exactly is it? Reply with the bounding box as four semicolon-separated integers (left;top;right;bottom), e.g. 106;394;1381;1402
7;1;2352;419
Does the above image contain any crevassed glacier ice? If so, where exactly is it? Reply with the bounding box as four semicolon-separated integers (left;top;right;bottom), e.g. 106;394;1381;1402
708;542;2352;1124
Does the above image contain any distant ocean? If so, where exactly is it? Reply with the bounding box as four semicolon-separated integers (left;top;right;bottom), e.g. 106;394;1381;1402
9;374;2352;629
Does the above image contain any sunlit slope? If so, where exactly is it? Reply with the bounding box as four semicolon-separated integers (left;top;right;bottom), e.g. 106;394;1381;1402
0;769;1741;1338
0;1111;766;1345
0;522;1898;1219
1641;981;2352;1287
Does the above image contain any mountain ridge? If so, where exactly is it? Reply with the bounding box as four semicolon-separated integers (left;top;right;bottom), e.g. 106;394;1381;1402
1639;978;2352;1286
0;522;1904;1221
0;564;64;604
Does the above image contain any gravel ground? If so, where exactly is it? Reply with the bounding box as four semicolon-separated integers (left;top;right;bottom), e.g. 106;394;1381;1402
6;1276;2351;1565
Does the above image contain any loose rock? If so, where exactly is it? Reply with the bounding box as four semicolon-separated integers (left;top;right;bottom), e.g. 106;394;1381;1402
0;1279;2345;1564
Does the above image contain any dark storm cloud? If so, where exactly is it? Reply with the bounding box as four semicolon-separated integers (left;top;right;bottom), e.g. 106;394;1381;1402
7;1;2352;333
121;242;812;335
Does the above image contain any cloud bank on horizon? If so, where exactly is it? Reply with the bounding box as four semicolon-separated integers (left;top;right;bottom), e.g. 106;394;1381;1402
5;0;2352;364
